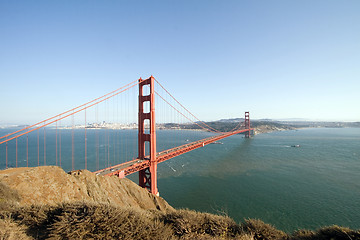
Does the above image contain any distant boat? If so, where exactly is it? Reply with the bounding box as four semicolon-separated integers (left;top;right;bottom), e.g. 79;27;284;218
291;145;300;147
211;142;223;145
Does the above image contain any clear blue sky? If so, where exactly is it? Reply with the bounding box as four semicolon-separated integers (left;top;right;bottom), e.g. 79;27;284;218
1;0;359;125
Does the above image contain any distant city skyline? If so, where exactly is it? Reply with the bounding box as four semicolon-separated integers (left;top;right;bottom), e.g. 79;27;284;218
1;1;359;125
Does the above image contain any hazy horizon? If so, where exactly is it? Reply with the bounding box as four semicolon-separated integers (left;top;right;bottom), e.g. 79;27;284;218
1;117;359;128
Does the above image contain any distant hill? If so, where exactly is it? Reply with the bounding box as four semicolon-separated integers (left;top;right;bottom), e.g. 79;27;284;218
164;119;299;133
217;118;244;123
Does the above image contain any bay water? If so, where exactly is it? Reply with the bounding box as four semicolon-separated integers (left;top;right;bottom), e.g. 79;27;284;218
156;128;360;232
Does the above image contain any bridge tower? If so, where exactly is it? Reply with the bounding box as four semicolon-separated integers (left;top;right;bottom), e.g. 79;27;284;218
245;111;251;138
138;76;158;195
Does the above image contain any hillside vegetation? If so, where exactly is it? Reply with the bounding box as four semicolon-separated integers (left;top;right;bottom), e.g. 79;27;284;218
1;167;359;240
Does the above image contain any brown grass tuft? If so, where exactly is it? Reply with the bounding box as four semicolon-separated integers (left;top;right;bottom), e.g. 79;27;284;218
0;181;21;210
47;202;174;240
291;229;316;240
291;225;360;240
162;209;244;239
242;219;288;240
2;201;360;240
0;217;31;240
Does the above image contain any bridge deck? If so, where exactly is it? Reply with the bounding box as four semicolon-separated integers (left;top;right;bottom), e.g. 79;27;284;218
94;128;253;177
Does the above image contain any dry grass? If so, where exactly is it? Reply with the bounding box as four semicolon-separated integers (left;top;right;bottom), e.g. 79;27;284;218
0;202;254;240
0;217;31;240
1;202;360;239
292;225;360;240
2;202;173;240
47;203;174;240
0;181;20;210
242;219;288;240
162;209;243;239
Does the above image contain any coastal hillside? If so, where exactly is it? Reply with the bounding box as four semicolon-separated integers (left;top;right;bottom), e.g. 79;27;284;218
1;167;359;239
0;166;171;211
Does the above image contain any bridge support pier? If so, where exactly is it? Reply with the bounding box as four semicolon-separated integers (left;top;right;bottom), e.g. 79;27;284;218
138;76;158;196
245;111;251;138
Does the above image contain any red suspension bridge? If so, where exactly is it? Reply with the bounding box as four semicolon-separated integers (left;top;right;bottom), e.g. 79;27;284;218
0;76;253;195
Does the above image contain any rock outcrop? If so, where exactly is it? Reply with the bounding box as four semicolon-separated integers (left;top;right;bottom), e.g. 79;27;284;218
0;166;171;211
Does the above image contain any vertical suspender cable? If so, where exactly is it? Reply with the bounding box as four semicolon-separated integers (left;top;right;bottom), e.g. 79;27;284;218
96;105;99;170
120;92;123;164
56;121;58;166
59;119;62;167
44;122;46;166
26;134;28;167
16;138;18;168
6;138;7;168
85;108;87;170
125;91;128;162
108;101;110;167
104;103;107;168
107;135;110;168
114;96;116;165
115;93;118;165
37;130;39;166
134;86;137;160
106;101;109;167
126;87;128;162
72;113;74;171
113;96;116;165
113;130;115;166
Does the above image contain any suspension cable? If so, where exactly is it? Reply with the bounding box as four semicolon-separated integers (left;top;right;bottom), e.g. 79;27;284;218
0;79;140;141
0;81;140;145
154;78;235;133
155;91;220;133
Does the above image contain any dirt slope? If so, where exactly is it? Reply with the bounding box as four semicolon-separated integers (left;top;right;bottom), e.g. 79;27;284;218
0;166;172;211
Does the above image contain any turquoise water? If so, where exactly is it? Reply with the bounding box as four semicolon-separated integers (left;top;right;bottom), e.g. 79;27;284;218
156;128;360;232
1;127;360;232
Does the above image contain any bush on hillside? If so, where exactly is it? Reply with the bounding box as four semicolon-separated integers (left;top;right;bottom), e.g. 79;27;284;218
242;219;288;240
48;202;174;240
162;209;243;238
0;217;31;240
0;181;20;210
292;225;360;240
1;201;360;240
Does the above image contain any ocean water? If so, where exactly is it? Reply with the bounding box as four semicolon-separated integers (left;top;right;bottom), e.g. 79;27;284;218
1;127;359;232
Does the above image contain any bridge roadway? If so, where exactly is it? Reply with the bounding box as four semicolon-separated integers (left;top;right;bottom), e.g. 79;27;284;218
94;128;252;177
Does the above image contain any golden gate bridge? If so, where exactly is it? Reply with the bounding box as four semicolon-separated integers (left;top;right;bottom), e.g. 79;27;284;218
0;76;253;195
